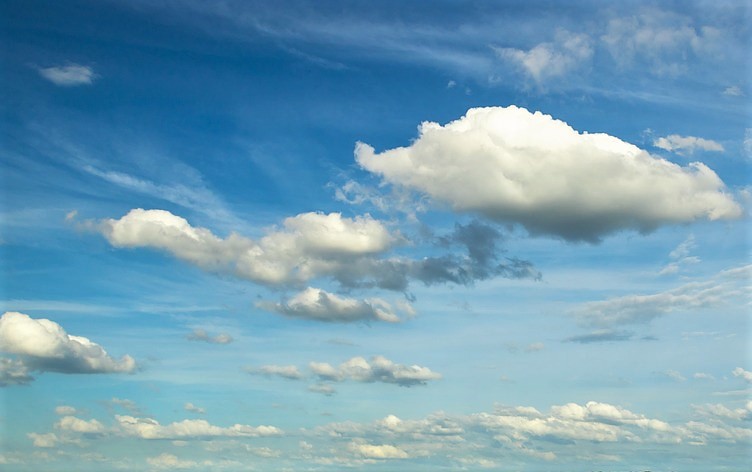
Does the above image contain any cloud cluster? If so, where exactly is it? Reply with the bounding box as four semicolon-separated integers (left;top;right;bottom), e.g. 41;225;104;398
37;64;96;86
573;264;751;328
0;312;136;382
249;355;441;390
356;106;740;242
654;135;724;155
257;288;405;323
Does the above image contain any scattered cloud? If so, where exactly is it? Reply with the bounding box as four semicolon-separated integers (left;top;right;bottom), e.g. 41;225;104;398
55;415;106;434
115;415;282;439
356;106;740;242
693;373;715;380
147;453;198;470
572;265;751;327
733;367;752;383
654;134;724;155
55;406;77;416
495;30;592;84
524;342;544;353
349;441;409;459
659;234;700;275
28;432;60;448
37;64;96;86
186;329;233;345
249;365;304;380
184;403;206;414
723;85;744;97
309;355;441;387
308;383;336;396
563;330;635;344
0;312;136;377
257;288;405;323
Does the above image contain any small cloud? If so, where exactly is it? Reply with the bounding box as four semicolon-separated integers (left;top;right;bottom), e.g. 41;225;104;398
308;383;336;396
187;328;233;345
37;64;96;86
524;342;544;353
693;372;715;380
446;80;457;89
723;85;744;97
564;330;634;344
653;134;724;155
733;367;752;383
65;210;78;222
659;234;700;276
248;365;303;380
55;405;77;416
661;370;686;382
184;402;205;414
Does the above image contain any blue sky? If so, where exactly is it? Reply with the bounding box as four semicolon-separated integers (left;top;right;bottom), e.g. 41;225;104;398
1;0;750;470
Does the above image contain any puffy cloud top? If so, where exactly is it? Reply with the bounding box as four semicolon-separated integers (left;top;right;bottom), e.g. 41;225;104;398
356;106;740;242
0;312;136;374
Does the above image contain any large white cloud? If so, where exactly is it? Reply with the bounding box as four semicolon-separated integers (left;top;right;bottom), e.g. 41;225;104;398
355;106;740;242
0;312;136;375
257;287;404;323
98;209;395;286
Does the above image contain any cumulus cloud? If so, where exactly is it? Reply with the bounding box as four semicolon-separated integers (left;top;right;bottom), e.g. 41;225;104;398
55;405;77;416
257;288;404;323
37;64;96;86
249;364;304;380
28;432;60;448
0;312;136;375
356;106;740;242
0;357;33;386
97;208;395;287
654;135;724;155
96;209;539;293
115;415;282;439
495;30;592;84
55;416;106;434
309;355;441;387
186;329;233;345
572;265;751;327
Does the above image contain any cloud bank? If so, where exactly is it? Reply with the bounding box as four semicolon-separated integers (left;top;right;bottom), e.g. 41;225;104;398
356;106;740;242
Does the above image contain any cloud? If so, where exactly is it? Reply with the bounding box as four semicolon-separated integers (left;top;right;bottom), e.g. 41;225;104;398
37;64;96;86
694;402;752;421
662;370;687;382
249;365;304;380
733;367;752;383
257;288;404;323
115;415;282;439
572;265;751;328
723;86;744;97
147;453;198;469
659;234;700;275
55;406;77;416
495;30;592;84
97;209;395;287
96;209;539;293
601;10;721;76
184;403;206;414
28;432;60;448
309;355;441;387
55;416;106;434
349;442;409;459
186;329;233;345
0;357;33;386
0;312;136;375
308;383;336;396
355;106;740;242
563;330;635;344
654;135;724;155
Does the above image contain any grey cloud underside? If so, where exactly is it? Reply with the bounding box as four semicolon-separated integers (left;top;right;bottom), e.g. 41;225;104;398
563;330;637;344
0;357;34;386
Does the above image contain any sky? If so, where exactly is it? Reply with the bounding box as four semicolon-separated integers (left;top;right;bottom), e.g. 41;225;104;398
0;0;750;470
